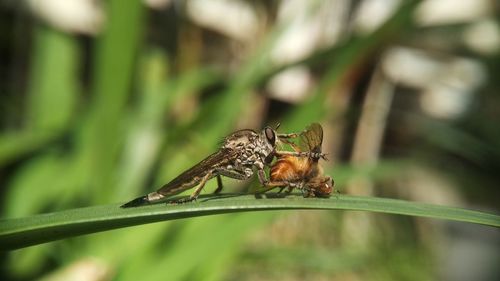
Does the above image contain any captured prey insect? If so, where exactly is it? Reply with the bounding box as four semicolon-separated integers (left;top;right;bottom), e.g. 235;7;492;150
121;126;314;208
265;123;334;197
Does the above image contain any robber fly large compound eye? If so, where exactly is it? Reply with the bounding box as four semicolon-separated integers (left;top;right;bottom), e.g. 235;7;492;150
264;127;276;146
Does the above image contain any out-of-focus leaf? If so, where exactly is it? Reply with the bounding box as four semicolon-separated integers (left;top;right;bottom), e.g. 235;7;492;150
81;0;145;203
26;25;79;131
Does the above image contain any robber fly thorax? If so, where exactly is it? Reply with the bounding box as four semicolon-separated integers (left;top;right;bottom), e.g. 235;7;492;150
121;125;311;207
266;123;334;197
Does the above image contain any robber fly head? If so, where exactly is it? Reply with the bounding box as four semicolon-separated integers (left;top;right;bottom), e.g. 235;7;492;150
259;126;278;164
221;126;277;162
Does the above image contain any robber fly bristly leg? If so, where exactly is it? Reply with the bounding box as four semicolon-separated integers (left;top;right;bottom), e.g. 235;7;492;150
277;138;302;153
216;168;252;181
277;133;299;139
173;172;213;204
190;172;212;200
274;150;327;160
256;168;294;193
214;175;223;194
256;168;269;187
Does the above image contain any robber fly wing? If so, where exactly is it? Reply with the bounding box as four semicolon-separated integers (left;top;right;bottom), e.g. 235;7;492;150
298;123;323;153
156;148;238;195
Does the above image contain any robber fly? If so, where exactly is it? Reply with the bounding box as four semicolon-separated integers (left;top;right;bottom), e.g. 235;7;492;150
121;126;312;207
266;123;334;197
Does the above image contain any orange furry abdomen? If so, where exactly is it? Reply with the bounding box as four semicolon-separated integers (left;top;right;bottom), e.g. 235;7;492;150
270;156;310;181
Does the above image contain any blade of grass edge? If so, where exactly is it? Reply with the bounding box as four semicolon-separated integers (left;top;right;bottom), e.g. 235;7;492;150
1;195;498;251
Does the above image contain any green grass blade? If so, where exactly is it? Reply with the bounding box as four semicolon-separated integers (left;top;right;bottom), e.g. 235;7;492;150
83;0;145;203
27;25;79;131
1;195;498;251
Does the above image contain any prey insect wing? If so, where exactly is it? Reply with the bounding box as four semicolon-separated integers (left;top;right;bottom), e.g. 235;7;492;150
298;123;323;152
267;122;334;197
278;123;325;160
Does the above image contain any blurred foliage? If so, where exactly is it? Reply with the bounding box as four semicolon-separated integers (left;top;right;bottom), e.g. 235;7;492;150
0;0;499;281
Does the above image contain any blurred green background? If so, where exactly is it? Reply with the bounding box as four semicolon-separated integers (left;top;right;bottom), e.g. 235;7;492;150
1;0;499;280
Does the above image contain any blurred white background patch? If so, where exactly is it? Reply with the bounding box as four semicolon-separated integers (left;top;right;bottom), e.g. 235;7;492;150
415;0;491;26
267;66;313;103
383;47;486;120
268;0;348;102
28;0;104;35
186;0;259;42
463;19;500;55
353;0;401;34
